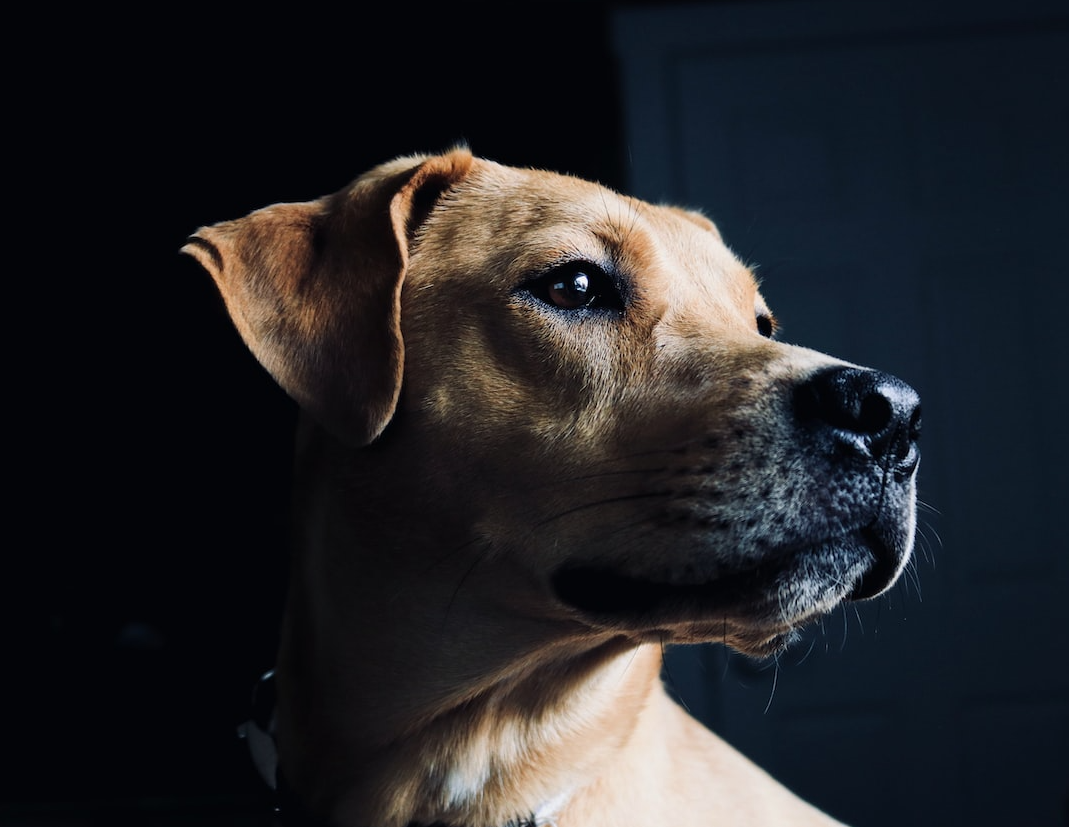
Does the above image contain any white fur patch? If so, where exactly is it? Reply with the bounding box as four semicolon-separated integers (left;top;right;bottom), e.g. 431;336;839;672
533;786;575;826
441;761;491;808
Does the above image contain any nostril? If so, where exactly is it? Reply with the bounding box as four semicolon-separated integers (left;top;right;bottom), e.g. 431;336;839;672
794;367;921;466
856;390;893;436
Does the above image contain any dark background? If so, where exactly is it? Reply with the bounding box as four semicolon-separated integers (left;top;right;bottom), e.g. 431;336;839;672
8;2;1067;826
10;5;631;824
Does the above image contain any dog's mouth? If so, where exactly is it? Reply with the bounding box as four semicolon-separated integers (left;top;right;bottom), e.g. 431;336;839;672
551;527;903;644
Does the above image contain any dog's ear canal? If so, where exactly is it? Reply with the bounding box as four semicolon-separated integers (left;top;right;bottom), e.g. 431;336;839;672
182;148;474;446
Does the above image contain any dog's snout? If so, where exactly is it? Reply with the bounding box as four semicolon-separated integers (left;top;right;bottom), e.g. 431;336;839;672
794;367;921;472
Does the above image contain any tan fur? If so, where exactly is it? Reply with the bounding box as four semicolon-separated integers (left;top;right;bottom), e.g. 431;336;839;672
183;148;920;826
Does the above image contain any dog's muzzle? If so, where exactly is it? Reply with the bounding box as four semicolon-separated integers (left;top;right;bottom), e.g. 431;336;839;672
551;365;922;642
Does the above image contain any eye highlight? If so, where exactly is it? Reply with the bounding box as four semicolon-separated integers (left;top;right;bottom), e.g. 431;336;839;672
523;261;624;313
756;311;777;338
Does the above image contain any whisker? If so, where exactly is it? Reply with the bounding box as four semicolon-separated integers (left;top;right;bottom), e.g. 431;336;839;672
443;541;492;625
539;465;670;487
601;517;670;550
909;557;925;601
423;534;486;574
660;637;695;717
562;433;715;470
793;632;819;665
851;604;865;637
383;534;487;606
916;497;942;517
917;519;943;566
533;490;673;528
762;654;780;714
619;646;643;684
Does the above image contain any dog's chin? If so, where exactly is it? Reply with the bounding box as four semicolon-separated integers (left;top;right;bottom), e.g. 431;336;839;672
551;528;907;656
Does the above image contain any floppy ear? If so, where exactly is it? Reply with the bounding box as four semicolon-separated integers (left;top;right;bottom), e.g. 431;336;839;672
182;148;474;446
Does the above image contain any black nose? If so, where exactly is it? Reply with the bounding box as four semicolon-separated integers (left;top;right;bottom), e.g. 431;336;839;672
794;367;921;473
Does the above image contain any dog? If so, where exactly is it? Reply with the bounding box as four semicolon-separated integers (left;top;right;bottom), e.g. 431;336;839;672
183;147;921;827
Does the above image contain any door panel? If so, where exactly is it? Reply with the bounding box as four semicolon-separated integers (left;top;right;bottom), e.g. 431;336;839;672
613;3;1069;825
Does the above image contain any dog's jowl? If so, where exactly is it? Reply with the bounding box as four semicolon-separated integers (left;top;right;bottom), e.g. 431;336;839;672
184;148;921;827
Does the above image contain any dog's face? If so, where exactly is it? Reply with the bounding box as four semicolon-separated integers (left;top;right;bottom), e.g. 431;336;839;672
185;149;920;660
394;160;920;657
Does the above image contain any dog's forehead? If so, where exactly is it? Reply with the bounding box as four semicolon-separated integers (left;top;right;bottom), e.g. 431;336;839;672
449;161;762;309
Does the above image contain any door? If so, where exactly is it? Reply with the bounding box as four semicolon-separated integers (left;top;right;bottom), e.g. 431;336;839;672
612;3;1069;825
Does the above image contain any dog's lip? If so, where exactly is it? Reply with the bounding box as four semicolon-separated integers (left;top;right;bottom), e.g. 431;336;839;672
846;526;903;600
550;558;797;623
551;527;901;630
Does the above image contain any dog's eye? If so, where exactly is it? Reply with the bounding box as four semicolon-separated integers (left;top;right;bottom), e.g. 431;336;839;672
525;263;623;313
756;312;776;338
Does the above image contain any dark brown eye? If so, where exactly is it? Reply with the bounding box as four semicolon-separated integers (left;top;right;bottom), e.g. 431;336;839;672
756;312;776;338
524;262;623;313
548;271;593;309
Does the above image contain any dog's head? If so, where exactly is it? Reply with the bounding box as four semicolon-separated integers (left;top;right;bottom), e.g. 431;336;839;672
184;148;920;658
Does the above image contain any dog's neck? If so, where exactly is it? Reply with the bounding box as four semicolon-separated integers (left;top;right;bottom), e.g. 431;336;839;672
270;426;666;827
